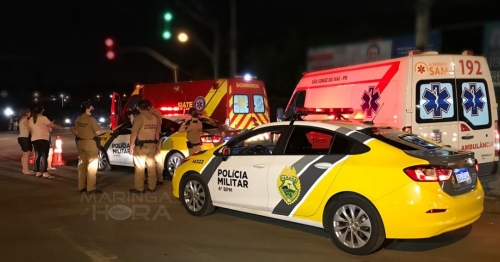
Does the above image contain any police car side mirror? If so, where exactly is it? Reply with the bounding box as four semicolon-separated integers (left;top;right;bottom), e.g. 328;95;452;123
218;146;230;158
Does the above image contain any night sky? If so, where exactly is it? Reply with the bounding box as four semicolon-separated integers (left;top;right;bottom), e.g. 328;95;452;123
1;0;499;104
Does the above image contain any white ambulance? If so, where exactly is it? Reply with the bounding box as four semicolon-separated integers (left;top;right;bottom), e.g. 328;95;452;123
278;50;499;178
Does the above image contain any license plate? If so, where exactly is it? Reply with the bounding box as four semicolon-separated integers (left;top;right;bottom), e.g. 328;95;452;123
454;168;471;184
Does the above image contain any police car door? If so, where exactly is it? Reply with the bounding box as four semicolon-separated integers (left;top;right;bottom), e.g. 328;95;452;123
107;123;133;166
267;125;349;217
211;126;288;211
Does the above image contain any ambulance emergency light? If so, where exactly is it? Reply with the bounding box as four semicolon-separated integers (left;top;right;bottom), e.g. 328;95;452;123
293;107;353;115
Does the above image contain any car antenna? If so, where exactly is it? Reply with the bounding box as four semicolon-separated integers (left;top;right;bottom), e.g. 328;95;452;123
363;103;384;125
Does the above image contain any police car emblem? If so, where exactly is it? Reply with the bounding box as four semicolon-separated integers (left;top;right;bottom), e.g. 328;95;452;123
277;166;301;205
431;129;442;143
193;96;206;112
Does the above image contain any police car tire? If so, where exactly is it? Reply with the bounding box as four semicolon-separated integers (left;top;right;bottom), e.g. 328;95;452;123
98;148;111;171
179;174;215;216
165;152;184;177
326;194;385;255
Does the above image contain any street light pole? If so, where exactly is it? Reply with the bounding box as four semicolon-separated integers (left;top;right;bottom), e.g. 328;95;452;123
60;94;64;107
179;32;217;78
118;46;179;82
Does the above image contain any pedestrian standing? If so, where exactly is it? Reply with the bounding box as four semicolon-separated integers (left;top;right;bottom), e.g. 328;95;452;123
46;130;57;171
146;100;165;183
178;108;203;156
13;119;18;131
28;104;61;178
129;100;159;193
8;116;13;131
71;101;101;194
18;108;33;175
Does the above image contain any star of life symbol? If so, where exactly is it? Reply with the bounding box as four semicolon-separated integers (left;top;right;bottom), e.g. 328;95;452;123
422;83;451;119
361;86;380;118
461;83;485;117
193;96;206;112
256;98;263;109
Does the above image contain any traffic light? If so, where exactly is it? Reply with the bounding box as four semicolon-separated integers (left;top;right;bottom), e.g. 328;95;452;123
105;38;114;60
162;11;173;40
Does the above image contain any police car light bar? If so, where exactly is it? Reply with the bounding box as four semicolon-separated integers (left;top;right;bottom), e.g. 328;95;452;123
462;50;474;55
294;107;354;115
160;106;181;111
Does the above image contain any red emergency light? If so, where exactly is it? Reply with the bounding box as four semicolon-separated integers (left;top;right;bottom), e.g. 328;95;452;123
294;107;353;115
200;135;222;144
160;106;181;111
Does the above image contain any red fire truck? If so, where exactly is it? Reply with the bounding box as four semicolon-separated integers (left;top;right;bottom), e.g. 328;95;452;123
110;78;270;131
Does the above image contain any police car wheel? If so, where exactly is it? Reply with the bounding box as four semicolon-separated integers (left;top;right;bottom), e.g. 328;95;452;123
180;174;215;216
166;152;184;177
97;149;111;171
326;194;385;255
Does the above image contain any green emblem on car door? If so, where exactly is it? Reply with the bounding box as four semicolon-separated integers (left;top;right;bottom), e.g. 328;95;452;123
277;166;301;205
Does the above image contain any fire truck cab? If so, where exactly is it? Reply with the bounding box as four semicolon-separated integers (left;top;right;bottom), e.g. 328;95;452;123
278;50;499;178
111;78;270;131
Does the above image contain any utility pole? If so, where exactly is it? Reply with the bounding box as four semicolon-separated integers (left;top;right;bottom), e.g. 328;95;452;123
230;0;237;78
415;0;432;51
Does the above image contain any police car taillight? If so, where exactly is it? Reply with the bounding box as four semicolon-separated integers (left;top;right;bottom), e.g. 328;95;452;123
403;165;453;182
495;120;499;158
201;135;222;144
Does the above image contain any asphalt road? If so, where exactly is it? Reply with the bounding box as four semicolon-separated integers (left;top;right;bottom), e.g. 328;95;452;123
0;130;499;262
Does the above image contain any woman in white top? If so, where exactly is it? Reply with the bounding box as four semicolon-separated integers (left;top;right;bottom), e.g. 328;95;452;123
27;104;62;178
18;108;33;174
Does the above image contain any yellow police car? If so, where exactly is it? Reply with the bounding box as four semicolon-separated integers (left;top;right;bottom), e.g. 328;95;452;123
97;115;239;176
171;119;484;255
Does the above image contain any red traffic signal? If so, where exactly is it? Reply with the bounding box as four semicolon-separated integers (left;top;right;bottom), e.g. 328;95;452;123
105;38;113;47
105;38;114;60
106;51;115;60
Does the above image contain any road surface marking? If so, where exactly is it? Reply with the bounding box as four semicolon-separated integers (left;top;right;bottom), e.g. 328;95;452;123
53;227;122;262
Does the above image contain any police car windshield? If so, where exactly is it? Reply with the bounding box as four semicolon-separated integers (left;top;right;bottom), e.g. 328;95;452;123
360;127;441;150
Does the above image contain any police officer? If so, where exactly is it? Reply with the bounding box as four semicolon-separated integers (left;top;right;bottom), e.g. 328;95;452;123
129;100;159;193
179;108;203;156
71;101;101;194
145;100;165;183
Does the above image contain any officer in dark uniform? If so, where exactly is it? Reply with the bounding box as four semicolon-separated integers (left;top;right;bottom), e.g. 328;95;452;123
179;108;203;156
71;101;101;194
129;100;159;193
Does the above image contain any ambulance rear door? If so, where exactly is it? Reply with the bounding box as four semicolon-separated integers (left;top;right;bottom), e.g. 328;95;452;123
228;79;252;130
248;81;269;128
453;55;497;176
411;55;460;151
